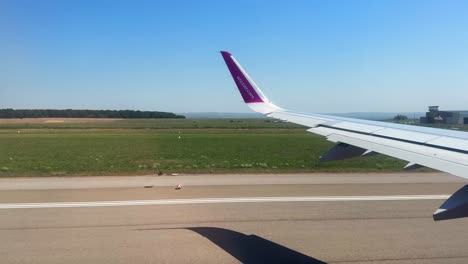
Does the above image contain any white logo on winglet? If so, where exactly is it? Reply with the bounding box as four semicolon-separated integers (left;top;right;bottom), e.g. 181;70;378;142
236;76;255;99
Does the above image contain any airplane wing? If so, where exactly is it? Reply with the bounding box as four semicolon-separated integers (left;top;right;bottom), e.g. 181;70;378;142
220;51;468;221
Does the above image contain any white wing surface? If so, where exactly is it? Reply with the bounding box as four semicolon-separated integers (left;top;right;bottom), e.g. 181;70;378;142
220;51;468;221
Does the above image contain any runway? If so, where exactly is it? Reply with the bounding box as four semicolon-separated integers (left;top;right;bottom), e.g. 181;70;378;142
1;173;468;263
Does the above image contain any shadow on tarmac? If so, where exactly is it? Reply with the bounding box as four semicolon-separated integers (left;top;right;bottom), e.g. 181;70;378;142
138;226;326;264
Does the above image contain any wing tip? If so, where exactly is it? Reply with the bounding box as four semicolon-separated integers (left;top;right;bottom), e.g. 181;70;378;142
220;51;231;56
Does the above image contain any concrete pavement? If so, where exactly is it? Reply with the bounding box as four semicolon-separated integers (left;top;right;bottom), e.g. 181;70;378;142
0;173;467;263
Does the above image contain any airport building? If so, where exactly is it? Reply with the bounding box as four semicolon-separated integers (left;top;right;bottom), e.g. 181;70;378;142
420;106;468;125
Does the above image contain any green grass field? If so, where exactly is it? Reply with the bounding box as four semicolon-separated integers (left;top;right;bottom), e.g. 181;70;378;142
0;118;410;177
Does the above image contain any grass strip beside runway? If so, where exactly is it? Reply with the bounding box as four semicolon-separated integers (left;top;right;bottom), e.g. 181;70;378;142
0;118;411;176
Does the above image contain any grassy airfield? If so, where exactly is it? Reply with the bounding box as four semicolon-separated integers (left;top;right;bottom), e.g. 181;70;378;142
0;118;410;177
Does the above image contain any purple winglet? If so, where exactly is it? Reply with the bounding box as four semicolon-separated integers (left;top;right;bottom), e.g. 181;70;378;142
221;51;264;103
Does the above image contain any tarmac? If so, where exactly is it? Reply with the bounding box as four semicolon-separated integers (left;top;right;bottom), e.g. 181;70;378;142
0;172;467;263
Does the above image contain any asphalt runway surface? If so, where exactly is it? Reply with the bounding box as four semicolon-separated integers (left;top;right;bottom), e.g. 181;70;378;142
0;172;468;264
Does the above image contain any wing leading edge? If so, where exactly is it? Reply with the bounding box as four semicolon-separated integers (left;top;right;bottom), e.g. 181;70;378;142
220;51;468;221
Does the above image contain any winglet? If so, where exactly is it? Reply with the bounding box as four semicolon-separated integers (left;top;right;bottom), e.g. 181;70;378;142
220;51;267;103
221;51;281;114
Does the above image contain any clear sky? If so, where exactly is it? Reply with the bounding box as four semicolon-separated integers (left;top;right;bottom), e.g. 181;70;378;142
1;0;468;113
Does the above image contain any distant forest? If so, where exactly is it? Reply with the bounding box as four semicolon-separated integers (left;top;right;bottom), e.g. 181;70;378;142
0;109;185;119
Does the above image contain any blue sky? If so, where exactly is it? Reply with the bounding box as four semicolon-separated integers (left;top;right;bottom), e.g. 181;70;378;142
1;0;468;113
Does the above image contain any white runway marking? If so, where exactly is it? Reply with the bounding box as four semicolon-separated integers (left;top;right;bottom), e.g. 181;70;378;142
0;195;450;209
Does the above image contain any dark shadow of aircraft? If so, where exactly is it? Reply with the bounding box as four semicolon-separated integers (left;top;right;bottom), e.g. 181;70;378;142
138;226;326;264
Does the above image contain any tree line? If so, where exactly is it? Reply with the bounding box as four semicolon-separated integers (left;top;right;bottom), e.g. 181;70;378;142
0;109;185;119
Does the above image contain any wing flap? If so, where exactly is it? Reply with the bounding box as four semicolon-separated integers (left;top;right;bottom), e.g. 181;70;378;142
307;127;335;137
426;137;468;152
332;122;383;134
372;128;441;143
